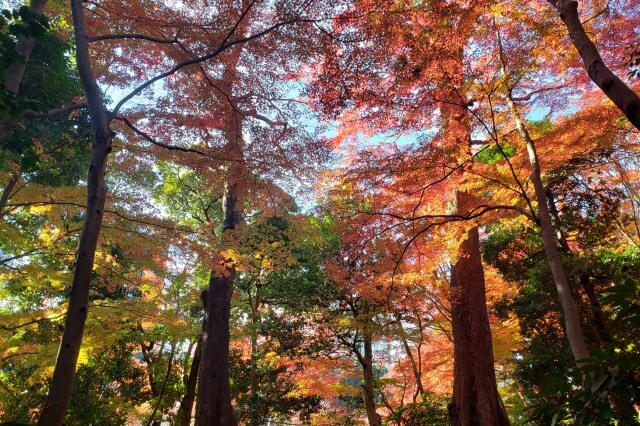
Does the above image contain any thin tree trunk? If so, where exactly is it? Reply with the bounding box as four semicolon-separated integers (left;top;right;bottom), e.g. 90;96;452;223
362;332;380;426
579;274;611;343
37;0;113;423
547;190;612;345
248;295;260;426
504;88;590;364
3;0;47;95
548;0;640;130
0;172;19;217
395;314;425;400
178;338;202;426
146;343;176;426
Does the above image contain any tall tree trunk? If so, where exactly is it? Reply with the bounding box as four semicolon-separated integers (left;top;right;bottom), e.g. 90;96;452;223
195;137;245;426
548;0;640;130
195;174;242;425
37;0;112;424
194;5;249;423
546;188;612;345
440;13;510;419
178;338;202;426
3;0;47;95
504;89;590;364
361;331;380;426
578;274;611;344
449;222;511;426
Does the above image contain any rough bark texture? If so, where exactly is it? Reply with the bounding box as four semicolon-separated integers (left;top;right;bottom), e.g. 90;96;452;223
37;0;112;423
549;0;640;130
195;169;242;426
448;223;511;426
178;338;202;426
3;0;47;95
441;20;510;419
505;91;590;364
194;5;249;423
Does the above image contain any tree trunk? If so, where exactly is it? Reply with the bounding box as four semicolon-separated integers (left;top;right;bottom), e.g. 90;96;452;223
248;295;260;426
504;89;591;364
195;151;244;426
395;314;425;400
0;172;19;217
37;0;112;424
362;332;380;426
448;223;511;426
194;4;249;423
178;338;202;426
3;0;47;95
146;343;175;426
549;0;640;130
578;274;611;344
440;18;510;418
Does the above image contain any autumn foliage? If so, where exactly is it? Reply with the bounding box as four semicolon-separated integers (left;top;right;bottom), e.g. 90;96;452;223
1;0;639;425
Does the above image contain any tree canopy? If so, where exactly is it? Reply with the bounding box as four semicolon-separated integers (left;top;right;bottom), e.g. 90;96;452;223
1;0;639;425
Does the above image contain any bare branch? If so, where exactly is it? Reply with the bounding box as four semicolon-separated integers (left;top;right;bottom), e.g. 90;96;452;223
21;103;88;120
89;33;179;44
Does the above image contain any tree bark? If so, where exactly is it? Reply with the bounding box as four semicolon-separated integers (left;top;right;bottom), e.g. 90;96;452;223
3;0;47;95
178;338;202;426
195;168;242;426
146;343;175;426
548;0;640;130
440;15;510;419
504;89;591;364
361;332;380;426
37;0;113;424
195;128;245;425
194;5;249;423
448;223;511;426
578;274;611;344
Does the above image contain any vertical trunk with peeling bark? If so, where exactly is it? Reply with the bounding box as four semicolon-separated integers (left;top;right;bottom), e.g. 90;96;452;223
549;0;640;130
37;0;112;424
440;15;510;421
449;223;510;426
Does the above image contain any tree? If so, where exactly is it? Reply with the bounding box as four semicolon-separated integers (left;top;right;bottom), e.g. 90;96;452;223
545;0;640;130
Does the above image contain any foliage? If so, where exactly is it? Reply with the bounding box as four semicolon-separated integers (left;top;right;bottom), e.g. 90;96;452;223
384;392;449;425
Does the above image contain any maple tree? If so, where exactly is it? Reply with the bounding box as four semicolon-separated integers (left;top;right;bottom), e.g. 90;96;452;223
2;0;640;424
